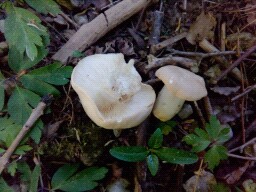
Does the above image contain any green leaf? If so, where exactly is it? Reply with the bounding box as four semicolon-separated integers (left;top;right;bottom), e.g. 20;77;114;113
204;145;228;170
26;63;72;85
0;117;21;146
51;164;79;190
20;63;72;96
7;161;17;176
8;86;41;125
51;165;108;191
206;115;221;140
183;133;211;152
146;154;159;176
8;46;48;72
148;128;163;149
21;75;60;96
159;120;177;135
17;162;32;183
29;165;41;192
154;147;198;164
72;50;85;58
4;5;48;60
25;0;61;15
216;128;231;144
0;71;5;111
0;177;14;192
110;146;148;162
14;145;33;155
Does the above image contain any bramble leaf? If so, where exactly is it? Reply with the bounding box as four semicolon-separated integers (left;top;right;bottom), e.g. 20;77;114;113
110;146;148;162
154;147;198;164
0;71;5;111
205;145;228;170
148;128;163;149
24;0;61;15
29;165;41;192
4;5;48;60
51;164;108;191
0;177;14;192
147;154;159;176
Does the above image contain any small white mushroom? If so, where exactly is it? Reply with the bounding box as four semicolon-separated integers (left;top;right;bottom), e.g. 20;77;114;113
153;66;207;121
71;53;156;130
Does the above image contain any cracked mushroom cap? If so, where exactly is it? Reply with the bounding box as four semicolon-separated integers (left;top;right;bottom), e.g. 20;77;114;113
71;53;156;129
155;66;207;101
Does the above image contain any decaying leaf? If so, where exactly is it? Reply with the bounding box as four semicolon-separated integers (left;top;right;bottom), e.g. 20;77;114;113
186;12;216;44
243;179;256;192
183;170;217;192
210;86;240;96
226;32;256;50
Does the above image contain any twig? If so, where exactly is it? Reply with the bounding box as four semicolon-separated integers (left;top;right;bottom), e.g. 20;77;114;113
150;32;187;53
228;153;256;161
149;1;164;46
52;0;158;63
145;54;198;73
229;137;256;153
231;84;256;102
0;95;52;174
215;44;256;82
59;11;79;29
203;96;213;121
168;49;236;58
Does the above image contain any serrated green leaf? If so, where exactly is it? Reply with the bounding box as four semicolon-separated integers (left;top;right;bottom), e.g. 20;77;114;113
8;86;41;125
8;46;48;72
24;63;72;85
183;134;211;152
25;0;61;14
110;146;148;162
21;75;60;96
0;71;5;111
194;128;209;140
51;164;79;190
146;154;159;176
28;120;43;144
4;5;48;60
52;165;108;191
29;165;41;192
148;128;163;149
0;177;14;192
17;162;32;183
158;120;177;135
7;161;17;176
14;145;33;155
216;128;232;144
0;117;21;146
206;115;221;139
154;147;198;164
204;145;228;170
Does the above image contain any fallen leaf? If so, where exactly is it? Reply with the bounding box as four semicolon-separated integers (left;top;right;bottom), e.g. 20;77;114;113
210;86;240;96
186;12;216;44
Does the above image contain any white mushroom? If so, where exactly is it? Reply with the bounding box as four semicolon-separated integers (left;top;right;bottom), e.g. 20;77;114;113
153;66;207;121
71;53;156;130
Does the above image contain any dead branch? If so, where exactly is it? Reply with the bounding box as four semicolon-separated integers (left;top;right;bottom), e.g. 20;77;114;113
145;54;198;73
0;95;52;174
231;84;256;102
52;0;158;63
150;32;187;53
215;44;256;82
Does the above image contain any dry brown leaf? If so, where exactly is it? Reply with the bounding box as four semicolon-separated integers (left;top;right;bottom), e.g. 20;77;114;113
183;170;217;192
186;12;216;44
210;86;240;96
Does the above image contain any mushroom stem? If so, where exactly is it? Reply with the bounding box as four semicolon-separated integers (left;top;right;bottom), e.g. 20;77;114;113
113;129;122;137
153;86;185;121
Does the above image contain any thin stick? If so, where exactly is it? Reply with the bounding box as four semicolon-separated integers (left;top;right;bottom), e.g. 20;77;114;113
231;84;256;102
215;44;256;82
228;137;256;153
228;153;256;161
0;96;52;174
169;49;236;58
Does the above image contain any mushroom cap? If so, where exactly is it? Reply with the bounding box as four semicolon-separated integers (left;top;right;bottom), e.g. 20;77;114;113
155;66;207;101
71;53;156;129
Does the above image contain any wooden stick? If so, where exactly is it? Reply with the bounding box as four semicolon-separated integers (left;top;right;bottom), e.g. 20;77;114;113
52;0;158;63
0;96;52;174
